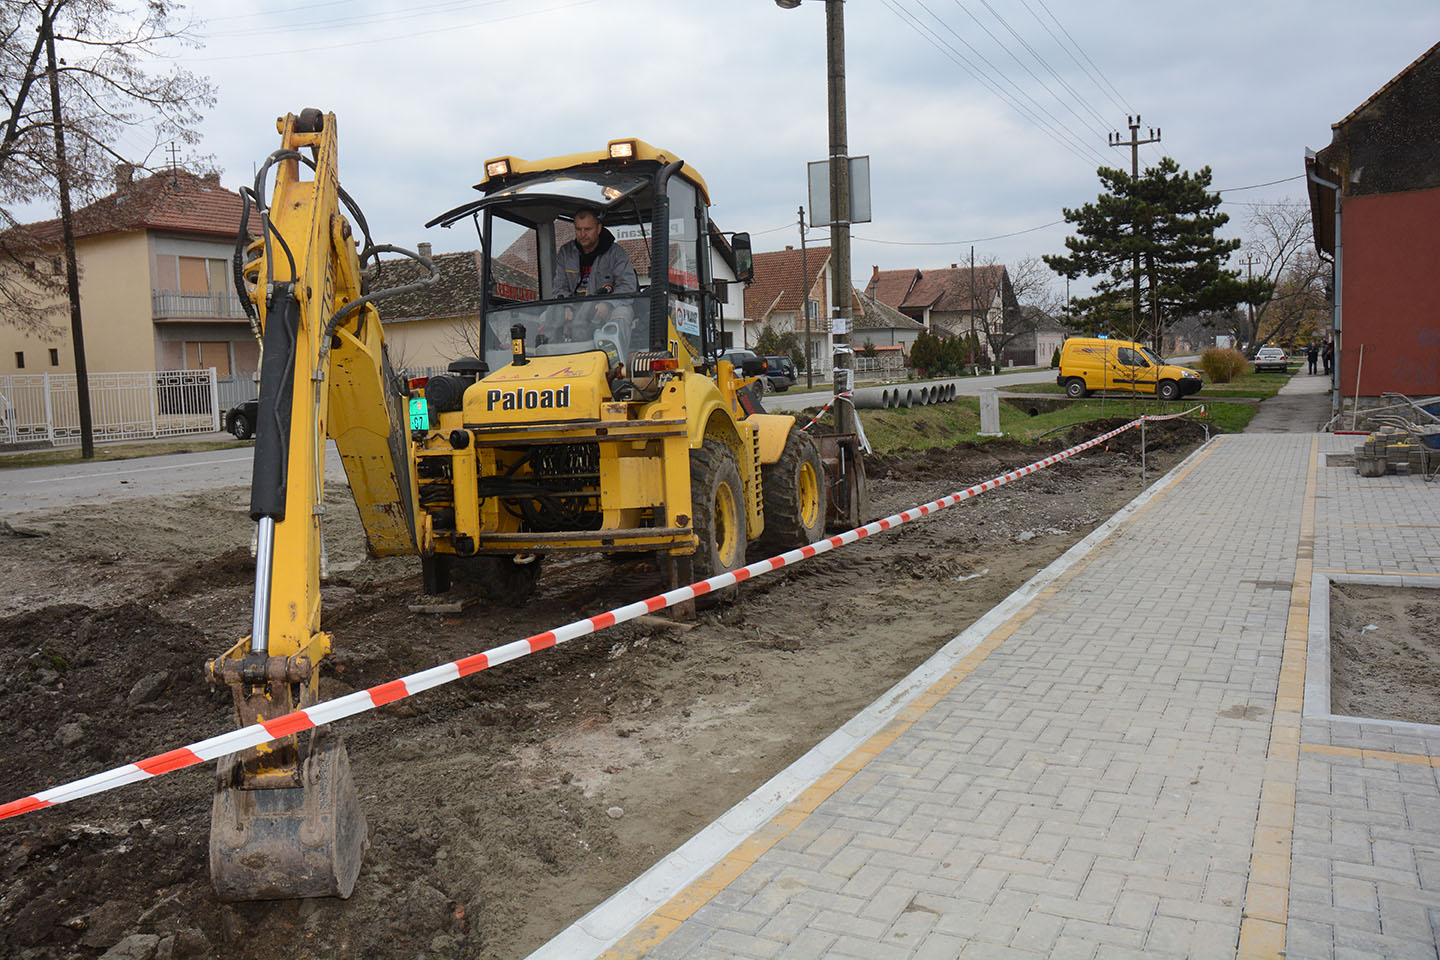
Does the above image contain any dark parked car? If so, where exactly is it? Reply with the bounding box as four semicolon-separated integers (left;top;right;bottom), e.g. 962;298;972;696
224;399;258;440
762;355;797;392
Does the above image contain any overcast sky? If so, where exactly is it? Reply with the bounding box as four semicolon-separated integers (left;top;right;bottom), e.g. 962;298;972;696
103;1;1440;300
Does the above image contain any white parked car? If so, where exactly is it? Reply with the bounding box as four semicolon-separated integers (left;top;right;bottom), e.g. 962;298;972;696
1251;347;1289;373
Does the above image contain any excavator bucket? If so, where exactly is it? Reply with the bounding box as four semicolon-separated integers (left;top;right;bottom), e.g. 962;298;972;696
816;432;870;532
209;728;368;901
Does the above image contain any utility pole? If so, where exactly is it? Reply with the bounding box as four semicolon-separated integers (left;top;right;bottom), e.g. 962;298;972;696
1242;252;1258;342
1108;115;1160;342
44;10;94;459
969;246;976;368
798;205;812;388
825;0;854;432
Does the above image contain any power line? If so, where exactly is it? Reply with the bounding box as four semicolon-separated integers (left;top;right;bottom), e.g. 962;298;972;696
1034;0;1132;116
853;219;1065;246
1216;174;1305;193
202;0;505;38
972;0;1110;139
200;0;356;23
886;0;1106;168
182;0;596;61
1015;0;1119;123
916;0;1109;165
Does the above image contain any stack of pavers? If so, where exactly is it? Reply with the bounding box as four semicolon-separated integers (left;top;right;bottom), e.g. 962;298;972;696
1354;426;1428;476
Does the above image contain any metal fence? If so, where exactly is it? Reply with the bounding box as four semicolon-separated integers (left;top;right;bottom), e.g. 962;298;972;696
215;376;256;413
0;369;220;447
151;292;250;319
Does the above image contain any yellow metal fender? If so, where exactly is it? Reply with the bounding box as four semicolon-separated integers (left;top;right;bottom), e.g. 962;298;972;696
745;413;799;465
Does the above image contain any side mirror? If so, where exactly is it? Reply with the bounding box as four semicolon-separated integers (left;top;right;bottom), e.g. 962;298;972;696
732;232;754;283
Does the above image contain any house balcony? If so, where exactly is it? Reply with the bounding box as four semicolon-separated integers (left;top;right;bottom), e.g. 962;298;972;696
152;291;250;321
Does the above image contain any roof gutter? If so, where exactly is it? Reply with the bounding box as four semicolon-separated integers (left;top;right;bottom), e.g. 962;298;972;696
1306;149;1342;419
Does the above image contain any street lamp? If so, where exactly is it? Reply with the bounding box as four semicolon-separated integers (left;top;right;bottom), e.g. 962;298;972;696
776;0;854;434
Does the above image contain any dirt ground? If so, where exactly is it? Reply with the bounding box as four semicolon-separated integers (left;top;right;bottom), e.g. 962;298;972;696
0;419;1206;960
1328;582;1440;726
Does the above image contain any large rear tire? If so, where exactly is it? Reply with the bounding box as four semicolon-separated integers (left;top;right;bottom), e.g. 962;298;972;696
1064;377;1089;399
756;429;825;555
689;439;747;580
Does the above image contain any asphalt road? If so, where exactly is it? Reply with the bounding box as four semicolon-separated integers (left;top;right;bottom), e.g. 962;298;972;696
0;442;345;519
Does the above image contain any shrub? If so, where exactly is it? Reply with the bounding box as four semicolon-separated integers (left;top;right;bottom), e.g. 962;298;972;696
1050;346;1060;368
1198;347;1250;383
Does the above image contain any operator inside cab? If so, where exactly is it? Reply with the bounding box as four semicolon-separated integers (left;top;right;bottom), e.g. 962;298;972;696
548;206;637;339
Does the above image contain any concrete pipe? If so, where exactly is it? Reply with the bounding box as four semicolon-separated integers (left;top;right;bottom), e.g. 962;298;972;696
851;387;889;409
928;385;940;404
882;387;895;408
900;387;913;408
946;383;956;402
912;386;928;406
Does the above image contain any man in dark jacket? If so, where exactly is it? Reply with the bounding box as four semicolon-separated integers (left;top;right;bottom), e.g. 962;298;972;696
550;208;637;338
1307;343;1319;374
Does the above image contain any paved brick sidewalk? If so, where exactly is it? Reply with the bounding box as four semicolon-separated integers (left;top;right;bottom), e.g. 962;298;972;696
535;431;1440;960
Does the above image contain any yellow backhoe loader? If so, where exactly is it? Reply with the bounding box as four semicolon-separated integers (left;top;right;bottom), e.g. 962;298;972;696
206;109;867;900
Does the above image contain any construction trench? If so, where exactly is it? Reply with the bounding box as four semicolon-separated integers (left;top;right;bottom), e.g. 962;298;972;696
0;419;1206;959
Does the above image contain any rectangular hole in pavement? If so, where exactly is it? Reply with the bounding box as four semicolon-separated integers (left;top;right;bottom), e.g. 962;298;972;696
1306;572;1440;728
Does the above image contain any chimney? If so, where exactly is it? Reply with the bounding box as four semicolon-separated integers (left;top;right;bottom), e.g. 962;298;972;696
115;163;135;193
418;242;433;260
951;263;957;269
785;245;793;251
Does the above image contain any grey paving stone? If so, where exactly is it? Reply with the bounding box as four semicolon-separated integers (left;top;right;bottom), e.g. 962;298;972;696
539;435;1440;960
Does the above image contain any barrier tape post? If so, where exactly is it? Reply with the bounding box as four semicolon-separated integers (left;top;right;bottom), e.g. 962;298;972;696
799;391;852;433
0;415;1168;823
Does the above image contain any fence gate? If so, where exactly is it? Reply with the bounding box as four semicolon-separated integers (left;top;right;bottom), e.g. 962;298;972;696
0;369;220;447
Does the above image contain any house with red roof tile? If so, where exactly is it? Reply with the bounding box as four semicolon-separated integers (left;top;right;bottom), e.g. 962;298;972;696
742;245;835;369
865;262;1018;361
2;165;257;386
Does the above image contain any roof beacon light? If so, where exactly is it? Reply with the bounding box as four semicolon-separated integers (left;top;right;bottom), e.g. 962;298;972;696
608;140;636;160
485;158;511;178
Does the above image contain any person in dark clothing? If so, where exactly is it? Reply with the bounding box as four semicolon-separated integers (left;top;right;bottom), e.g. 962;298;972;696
1323;340;1334;376
548;207;637;339
1307;343;1319;374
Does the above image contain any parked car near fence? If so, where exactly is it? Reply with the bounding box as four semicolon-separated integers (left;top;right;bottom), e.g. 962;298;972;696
224;399;258;440
762;355;797;392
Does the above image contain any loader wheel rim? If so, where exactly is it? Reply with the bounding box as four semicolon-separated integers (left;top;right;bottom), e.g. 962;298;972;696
714;481;739;567
797;461;820;530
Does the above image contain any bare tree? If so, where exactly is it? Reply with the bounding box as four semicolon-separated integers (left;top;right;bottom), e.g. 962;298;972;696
973;253;1060;363
1;0;213;333
1232;200;1327;348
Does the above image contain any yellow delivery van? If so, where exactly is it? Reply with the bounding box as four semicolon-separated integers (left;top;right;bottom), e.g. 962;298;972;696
1056;337;1202;401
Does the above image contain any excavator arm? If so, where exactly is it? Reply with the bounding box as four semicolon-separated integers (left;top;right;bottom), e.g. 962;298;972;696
205;109;428;900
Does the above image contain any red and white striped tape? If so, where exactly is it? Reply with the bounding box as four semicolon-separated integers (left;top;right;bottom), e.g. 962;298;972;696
799;391;853;432
0;415;1163;822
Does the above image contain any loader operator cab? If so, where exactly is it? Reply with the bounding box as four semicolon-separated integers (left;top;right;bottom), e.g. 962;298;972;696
427;139;745;384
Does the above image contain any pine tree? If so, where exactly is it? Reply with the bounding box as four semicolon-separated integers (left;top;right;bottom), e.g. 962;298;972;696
1044;158;1266;351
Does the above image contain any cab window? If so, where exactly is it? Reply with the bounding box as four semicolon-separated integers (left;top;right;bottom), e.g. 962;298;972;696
666;177;702;292
1116;347;1149;367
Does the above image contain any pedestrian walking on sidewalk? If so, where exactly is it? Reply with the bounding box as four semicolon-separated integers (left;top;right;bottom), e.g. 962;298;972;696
1323;340;1334;375
1307;343;1319;374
